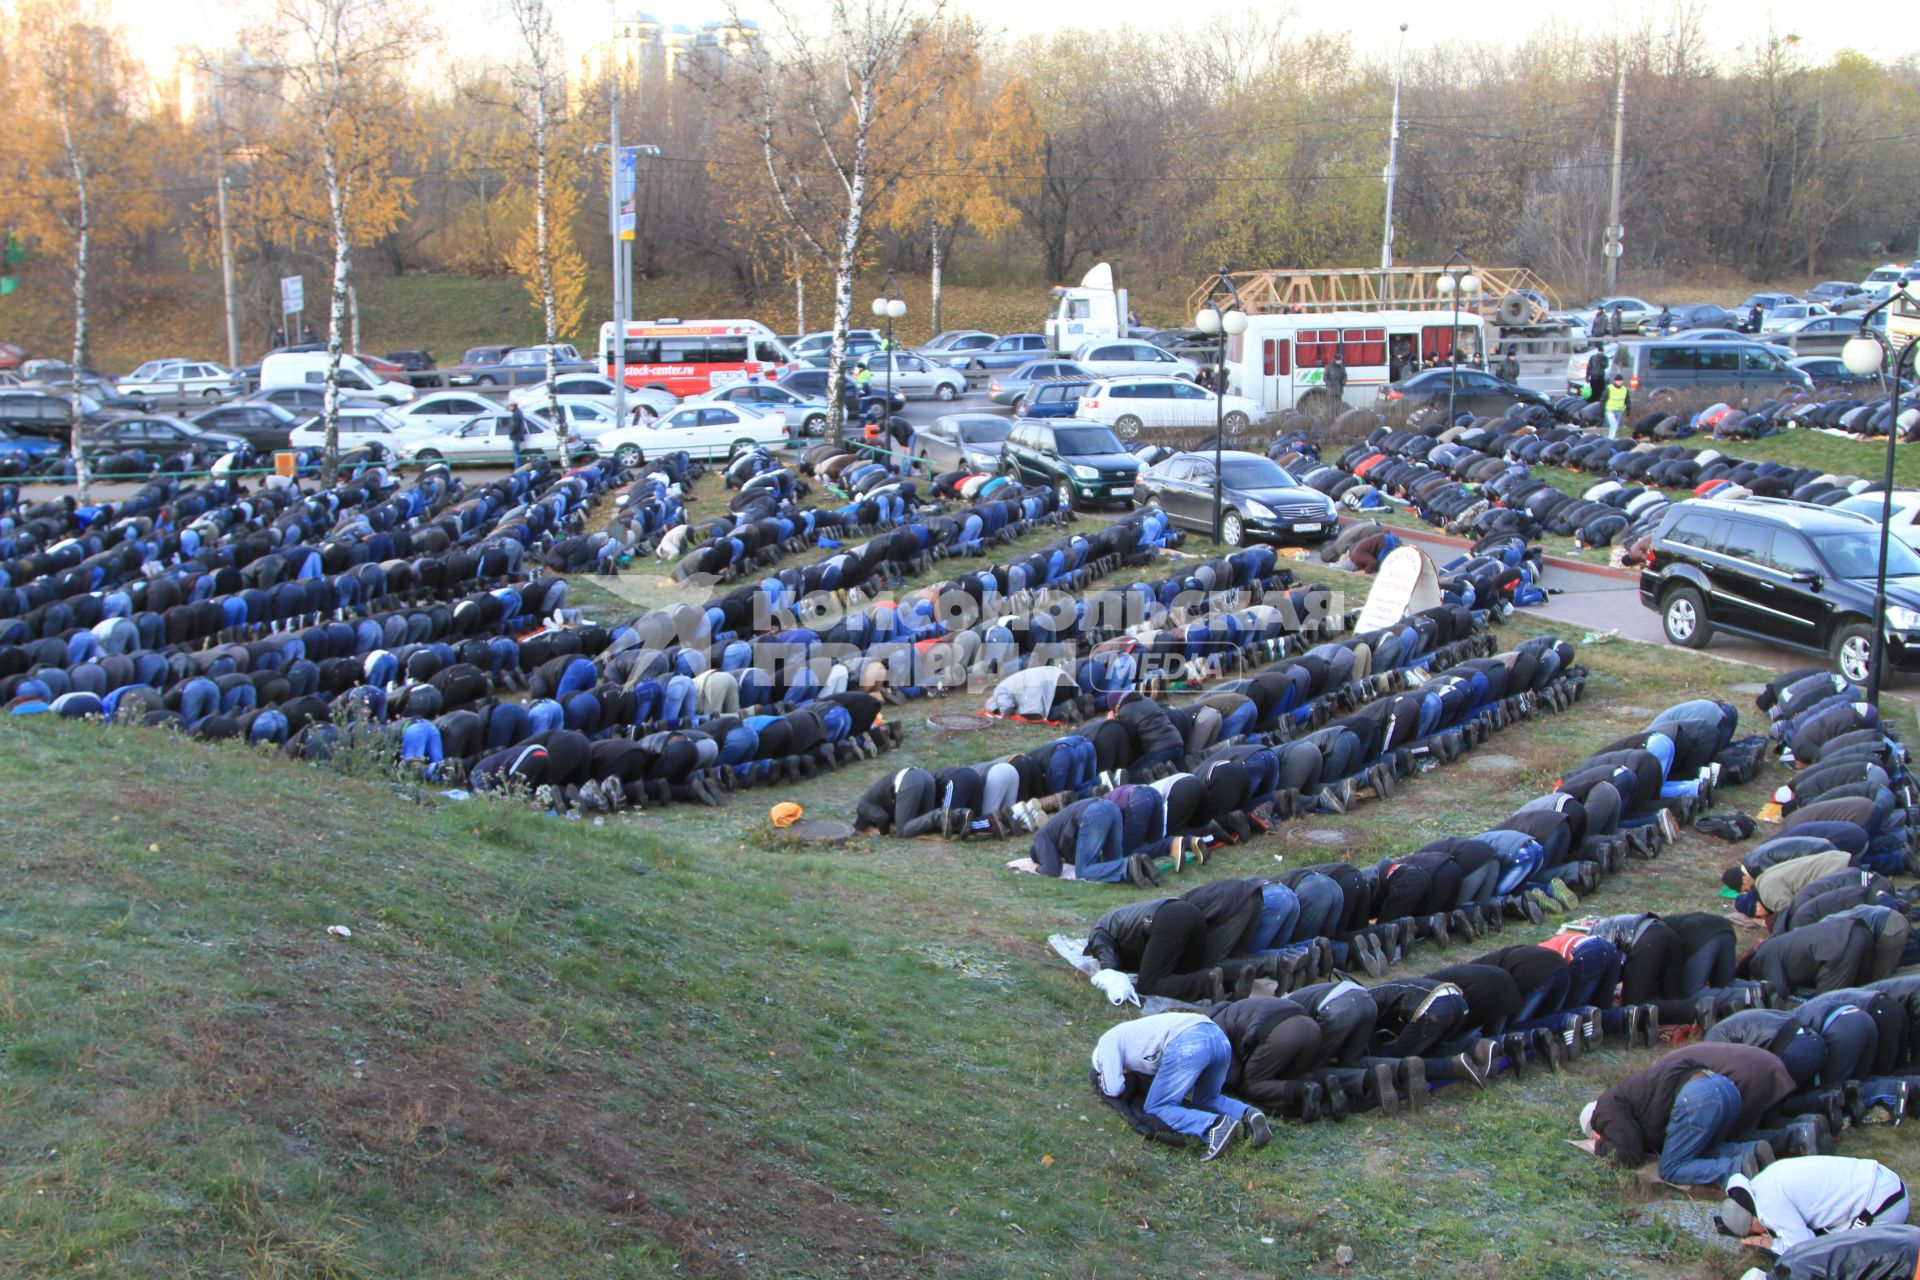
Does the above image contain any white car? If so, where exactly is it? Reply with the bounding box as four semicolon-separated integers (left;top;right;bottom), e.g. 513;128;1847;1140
915;330;1000;368
286;408;425;453
1076;376;1265;439
854;352;966;400
688;382;832;435
1070;340;1200;381
118;359;246;405
792;329;882;360
1758;303;1835;335
1836;491;1920;552
391;416;583;464
508;376;678;420
593;402;789;467
388;390;507;432
519;395;622;442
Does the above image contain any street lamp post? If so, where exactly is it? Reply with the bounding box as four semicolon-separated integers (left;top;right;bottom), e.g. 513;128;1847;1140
1840;280;1920;707
1434;249;1480;428
1194;267;1250;545
870;272;906;469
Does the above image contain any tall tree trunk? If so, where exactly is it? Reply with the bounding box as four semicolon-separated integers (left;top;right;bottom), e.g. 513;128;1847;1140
534;85;566;468
929;220;944;337
322;135;350;488
348;283;360;352
792;246;805;334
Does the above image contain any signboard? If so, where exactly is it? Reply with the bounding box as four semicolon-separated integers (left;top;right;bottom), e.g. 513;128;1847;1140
1892;288;1920;344
279;274;304;315
616;148;639;241
1356;544;1442;633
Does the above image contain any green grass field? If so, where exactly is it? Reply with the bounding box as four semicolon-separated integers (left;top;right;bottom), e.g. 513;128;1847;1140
11;508;1915;1277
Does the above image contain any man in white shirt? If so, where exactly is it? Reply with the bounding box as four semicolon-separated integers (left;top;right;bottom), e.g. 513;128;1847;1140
1718;1155;1909;1251
1091;1011;1269;1160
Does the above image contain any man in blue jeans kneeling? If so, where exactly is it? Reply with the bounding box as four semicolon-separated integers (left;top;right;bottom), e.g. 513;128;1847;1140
1093;1011;1271;1159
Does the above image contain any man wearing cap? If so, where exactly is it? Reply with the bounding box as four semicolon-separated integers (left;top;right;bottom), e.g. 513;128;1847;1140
1730;848;1857;925
1718;1155;1909;1252
1579;1042;1809;1189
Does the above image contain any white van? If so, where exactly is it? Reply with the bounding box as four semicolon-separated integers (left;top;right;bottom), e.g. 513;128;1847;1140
259;352;415;405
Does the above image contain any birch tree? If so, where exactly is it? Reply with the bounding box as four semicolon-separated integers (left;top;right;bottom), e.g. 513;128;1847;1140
270;0;427;485
503;0;569;467
726;0;963;440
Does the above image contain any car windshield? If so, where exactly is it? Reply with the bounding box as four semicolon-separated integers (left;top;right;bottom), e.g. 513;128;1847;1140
1054;427;1123;456
958;421;1010;444
1222;459;1295;488
1813;531;1920;578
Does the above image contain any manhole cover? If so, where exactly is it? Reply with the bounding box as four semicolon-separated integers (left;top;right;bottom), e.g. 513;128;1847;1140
1467;753;1523;773
927;712;990;732
783;818;854;843
1289;826;1354;848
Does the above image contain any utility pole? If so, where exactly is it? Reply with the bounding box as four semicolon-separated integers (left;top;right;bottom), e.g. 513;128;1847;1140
215;172;240;368
1604;63;1626;292
1380;22;1408;277
607;1;628;430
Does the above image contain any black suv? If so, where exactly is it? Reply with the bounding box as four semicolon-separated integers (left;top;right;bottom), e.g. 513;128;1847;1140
1000;418;1141;511
1639;496;1920;682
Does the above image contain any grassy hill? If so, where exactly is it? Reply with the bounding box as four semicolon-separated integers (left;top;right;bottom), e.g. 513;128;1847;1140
5;547;1902;1277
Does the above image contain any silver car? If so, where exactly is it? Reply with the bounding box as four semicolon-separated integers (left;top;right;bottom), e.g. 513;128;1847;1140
986;360;1095;410
912;413;1010;473
915;330;1000;368
118;359;246;407
689;382;832;435
857;352;966;400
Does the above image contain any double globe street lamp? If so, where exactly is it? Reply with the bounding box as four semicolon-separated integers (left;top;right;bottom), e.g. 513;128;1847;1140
1839;280;1920;707
870;274;907;464
1434;251;1481;427
1195;268;1250;545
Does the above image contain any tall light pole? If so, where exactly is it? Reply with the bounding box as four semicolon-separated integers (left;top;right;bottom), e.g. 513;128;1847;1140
1840;282;1920;707
1434;249;1479;427
1604;63;1627;292
870;272;905;469
1195;267;1249;545
1380;22;1409;278
599;12;661;432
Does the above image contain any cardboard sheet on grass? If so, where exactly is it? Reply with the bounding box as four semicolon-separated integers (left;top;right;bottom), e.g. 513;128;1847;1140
1355;545;1442;633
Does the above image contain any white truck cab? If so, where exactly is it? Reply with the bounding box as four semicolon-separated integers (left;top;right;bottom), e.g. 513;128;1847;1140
1045;262;1130;355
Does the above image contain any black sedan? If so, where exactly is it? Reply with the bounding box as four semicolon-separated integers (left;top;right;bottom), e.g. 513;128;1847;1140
912;414;1010;474
81;415;250;457
1136;450;1339;547
190;400;312;451
1378;367;1550;419
776;368;906;415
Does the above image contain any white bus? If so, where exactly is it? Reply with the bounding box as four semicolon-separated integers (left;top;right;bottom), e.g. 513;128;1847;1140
1221;309;1488;414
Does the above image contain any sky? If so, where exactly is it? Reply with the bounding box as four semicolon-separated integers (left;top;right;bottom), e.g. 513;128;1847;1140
123;0;1920;80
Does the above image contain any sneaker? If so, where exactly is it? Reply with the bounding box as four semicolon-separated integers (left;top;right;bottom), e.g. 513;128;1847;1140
1451;1039;1495;1090
1201;1114;1240;1160
1547;877;1580;912
1399;1056;1428;1112
1243;1109;1273;1149
1657;808;1681;844
1514;893;1546;925
1316;785;1347;815
1531;1026;1564;1073
1527;887;1565;918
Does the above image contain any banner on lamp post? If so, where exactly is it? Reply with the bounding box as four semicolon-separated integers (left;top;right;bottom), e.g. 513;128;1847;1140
617;148;639;242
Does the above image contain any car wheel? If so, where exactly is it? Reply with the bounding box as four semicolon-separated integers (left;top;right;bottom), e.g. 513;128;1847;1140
1661;585;1711;648
1114;414;1143;440
728;437;756;462
1220;510;1245;547
615;444;644;468
1011;395;1027;415
475;375;497;386
804;413;826;436
1054;478;1074;512
935;383;958;401
201;388;222;400
1223;410;1249;435
415;448;442;461
1832;621;1875;684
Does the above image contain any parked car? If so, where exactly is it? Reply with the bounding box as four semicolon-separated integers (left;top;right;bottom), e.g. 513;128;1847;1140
0;343;26;370
854;351;966;401
791;329;882;361
1774;314;1866;357
1381;367;1550;418
246;386;388;416
911;414;1010;473
776;368;904;416
986;360;1095;410
1660;303;1736;334
0;389;109;439
286;407;417;453
1807;281;1869;308
1070;339;1200;381
117;359;246;407
1837;285;1897;315
389;415;584;464
1020;380;1093;419
388;390;509;433
914;330;999;368
1789;356;1911;393
1758;302;1835;335
0;425;61;464
1834;490;1920;553
958;333;1052;375
1735;293;1801;330
1566;339;1811;404
383;350;440;388
81;415;250;457
519;396;623;443
1136;450;1339;547
443;343;596;388
690;382;831;436
594;401;790;467
19;363;146;410
1077;375;1263;438
1861;263;1914;291
999;418;1140;511
1640;495;1920;683
189;400;311;452
508;375;677;420
1576;297;1660;333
